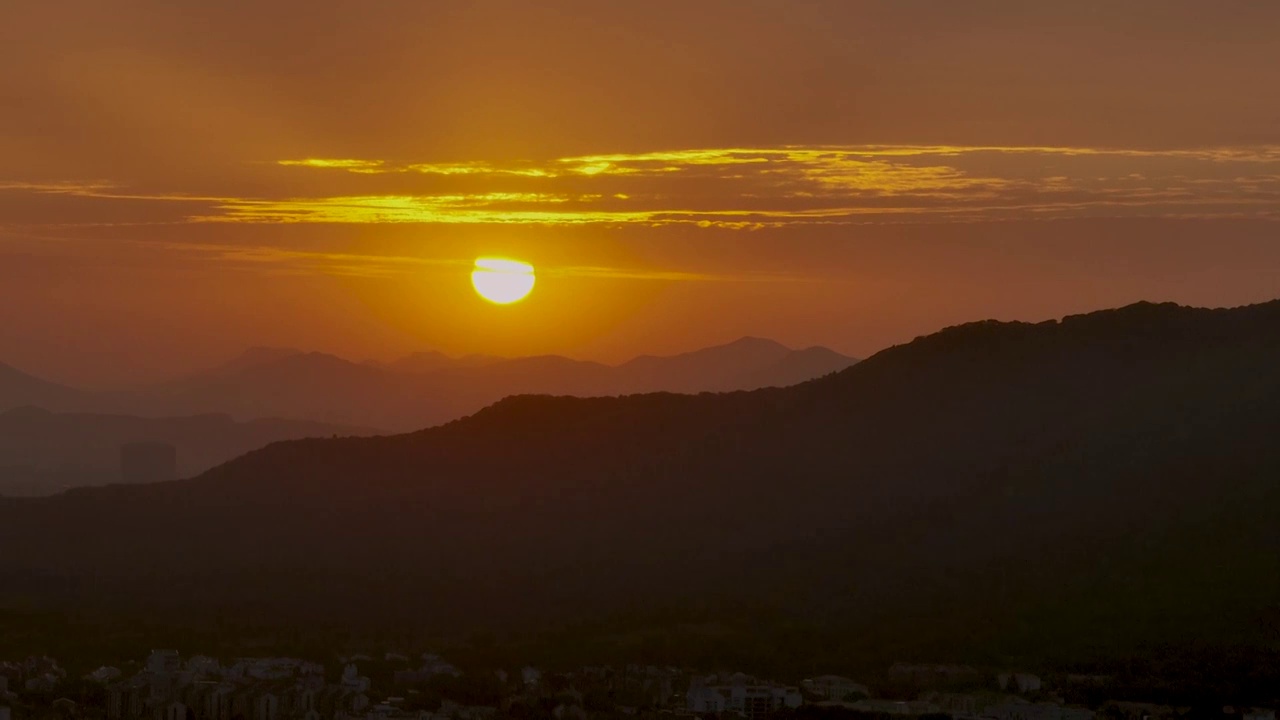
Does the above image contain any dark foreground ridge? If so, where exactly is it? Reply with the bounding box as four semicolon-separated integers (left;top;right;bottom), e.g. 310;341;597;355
2;300;1279;669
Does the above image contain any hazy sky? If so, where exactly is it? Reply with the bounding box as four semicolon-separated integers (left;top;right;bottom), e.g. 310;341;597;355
3;0;1280;387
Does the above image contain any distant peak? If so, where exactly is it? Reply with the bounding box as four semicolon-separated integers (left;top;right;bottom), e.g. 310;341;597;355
238;346;305;361
0;361;78;391
245;349;358;367
724;336;789;350
276;351;368;371
0;360;37;377
387;350;507;373
791;345;855;360
385;350;457;373
0;405;54;419
215;346;306;372
196;346;346;379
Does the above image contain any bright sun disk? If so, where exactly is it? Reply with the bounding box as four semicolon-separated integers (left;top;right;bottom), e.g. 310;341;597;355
471;257;535;304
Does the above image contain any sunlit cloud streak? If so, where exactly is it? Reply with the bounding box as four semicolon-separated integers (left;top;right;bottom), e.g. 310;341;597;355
5;144;1280;229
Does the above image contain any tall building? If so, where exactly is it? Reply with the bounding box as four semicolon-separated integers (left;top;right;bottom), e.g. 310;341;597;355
146;650;181;674
120;442;178;484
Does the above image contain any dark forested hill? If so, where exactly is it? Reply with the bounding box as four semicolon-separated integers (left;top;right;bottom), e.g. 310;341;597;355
2;300;1279;667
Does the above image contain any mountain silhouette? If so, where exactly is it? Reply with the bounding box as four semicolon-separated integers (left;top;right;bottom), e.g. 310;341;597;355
380;350;505;374
0;407;372;496
1;300;1278;664
614;336;792;393
0;362;105;413
199;346;307;376
125;351;406;428
744;344;854;388
1;339;856;431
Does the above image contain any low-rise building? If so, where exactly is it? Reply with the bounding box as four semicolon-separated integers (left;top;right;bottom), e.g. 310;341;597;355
161;700;189;720
802;676;869;701
887;664;983;692
185;657;221;678
849;699;941;716
26;673;61;693
997;674;1043;695
88;667;124;683
107;678;148;720
921;691;999;717
686;686;726;714
687;675;801;718
147;652;182;675
1102;702;1177;720
984;700;1094;720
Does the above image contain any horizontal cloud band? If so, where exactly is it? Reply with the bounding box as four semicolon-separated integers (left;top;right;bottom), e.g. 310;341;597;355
5;144;1280;228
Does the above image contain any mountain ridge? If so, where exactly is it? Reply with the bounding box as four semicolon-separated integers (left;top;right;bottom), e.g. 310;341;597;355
0;361;106;414
1;338;856;432
3;299;1278;669
0;408;373;497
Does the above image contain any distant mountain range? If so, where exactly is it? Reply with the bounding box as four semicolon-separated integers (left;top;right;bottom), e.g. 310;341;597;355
0;362;99;413
2;300;1278;667
0;338;857;432
0;407;371;497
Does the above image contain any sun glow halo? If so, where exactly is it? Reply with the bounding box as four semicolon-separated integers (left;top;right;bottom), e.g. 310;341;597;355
471;257;535;304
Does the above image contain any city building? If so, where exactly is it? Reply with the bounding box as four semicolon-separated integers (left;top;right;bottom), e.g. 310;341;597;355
998;674;1043;695
849;699;941;716
89;667;125;683
686;686;726;714
888;664;982;689
148;651;182;675
802;676;869;701
984;700;1094;720
687;675;801;719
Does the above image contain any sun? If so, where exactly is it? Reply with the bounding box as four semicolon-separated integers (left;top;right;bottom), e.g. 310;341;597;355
471;257;535;304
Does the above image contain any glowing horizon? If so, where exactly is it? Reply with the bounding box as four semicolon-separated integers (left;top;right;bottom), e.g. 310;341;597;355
3;0;1280;386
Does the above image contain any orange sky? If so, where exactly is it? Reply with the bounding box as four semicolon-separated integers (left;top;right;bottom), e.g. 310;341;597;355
3;0;1280;387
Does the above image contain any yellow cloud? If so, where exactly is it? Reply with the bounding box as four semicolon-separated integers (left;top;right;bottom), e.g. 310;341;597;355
278;158;555;177
9;144;1280;229
407;162;553;177
277;159;388;173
